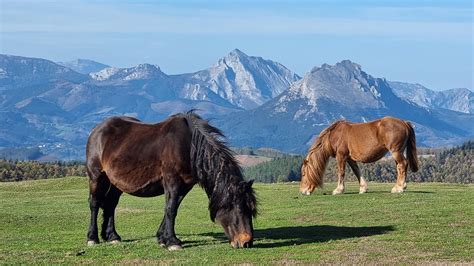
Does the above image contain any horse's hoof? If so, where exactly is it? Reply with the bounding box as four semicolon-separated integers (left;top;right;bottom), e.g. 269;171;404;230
391;187;404;193
359;188;367;194
332;190;344;195
109;240;121;244
87;240;98;246
167;245;183;251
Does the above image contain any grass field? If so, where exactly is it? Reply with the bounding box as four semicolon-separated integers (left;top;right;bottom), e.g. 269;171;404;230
1;177;473;264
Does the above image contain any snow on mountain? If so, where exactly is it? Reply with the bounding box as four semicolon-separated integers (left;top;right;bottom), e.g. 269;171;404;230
57;59;109;74
390;81;473;114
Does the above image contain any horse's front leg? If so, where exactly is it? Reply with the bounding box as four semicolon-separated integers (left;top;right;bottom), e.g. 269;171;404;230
87;194;100;246
157;185;191;251
333;154;346;195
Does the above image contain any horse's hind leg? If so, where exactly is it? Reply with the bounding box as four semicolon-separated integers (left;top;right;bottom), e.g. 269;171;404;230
391;151;408;193
348;160;368;194
101;184;122;243
333;154;346;195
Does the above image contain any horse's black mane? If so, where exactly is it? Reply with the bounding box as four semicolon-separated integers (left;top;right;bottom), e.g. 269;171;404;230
177;111;257;221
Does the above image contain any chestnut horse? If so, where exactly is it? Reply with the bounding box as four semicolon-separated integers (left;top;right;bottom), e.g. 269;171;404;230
86;112;257;250
300;116;418;195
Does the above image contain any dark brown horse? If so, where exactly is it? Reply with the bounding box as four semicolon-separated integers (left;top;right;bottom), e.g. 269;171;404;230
86;112;257;250
300;116;418;195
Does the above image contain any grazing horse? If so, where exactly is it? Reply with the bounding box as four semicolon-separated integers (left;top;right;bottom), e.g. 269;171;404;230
300;116;418;195
86;112;257;250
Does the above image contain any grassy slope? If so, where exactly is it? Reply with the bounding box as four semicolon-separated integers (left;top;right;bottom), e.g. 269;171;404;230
0;177;472;264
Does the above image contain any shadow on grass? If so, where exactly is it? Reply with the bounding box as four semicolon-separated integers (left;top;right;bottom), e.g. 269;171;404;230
403;191;434;194
119;236;218;248
121;236;154;243
320;190;433;195
199;224;395;248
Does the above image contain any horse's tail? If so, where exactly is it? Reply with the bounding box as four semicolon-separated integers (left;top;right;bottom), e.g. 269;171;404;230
405;121;419;172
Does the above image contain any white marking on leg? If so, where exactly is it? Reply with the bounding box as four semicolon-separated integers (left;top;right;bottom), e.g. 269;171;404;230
359;176;368;194
167;245;183;251
87;240;98;246
332;183;345;195
391;186;404;193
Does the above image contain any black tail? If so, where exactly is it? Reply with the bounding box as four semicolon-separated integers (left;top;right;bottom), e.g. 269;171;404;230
406;122;419;172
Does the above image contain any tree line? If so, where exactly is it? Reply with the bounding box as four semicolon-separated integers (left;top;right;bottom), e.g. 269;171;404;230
0;160;86;181
1;140;472;183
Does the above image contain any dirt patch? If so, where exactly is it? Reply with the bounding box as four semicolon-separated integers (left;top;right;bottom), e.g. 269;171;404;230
116;207;146;214
236;155;272;167
121;258;178;265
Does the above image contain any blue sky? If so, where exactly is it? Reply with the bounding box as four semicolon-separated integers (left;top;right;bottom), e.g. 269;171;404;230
0;0;472;90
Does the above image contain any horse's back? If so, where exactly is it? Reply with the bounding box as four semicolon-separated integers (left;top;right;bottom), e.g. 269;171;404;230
377;116;411;150
87;116;144;162
342;117;407;162
86;115;193;196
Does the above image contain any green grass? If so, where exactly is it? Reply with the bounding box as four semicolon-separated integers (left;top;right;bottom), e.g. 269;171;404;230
1;177;473;264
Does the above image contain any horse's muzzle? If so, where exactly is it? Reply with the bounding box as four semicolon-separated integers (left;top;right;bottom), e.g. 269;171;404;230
231;240;253;248
300;188;312;196
231;232;253;248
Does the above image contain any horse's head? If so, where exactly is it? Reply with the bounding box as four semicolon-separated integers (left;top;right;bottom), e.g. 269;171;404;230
213;180;257;248
300;158;316;195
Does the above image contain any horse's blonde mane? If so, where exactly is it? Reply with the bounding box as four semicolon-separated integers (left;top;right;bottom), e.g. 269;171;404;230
303;120;345;188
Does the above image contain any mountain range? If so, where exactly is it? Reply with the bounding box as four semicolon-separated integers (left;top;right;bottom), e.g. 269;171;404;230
389;81;473;114
0;50;472;160
216;61;473;152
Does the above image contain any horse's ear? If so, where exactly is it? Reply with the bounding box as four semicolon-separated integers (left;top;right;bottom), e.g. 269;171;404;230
303;159;308;165
247;180;254;187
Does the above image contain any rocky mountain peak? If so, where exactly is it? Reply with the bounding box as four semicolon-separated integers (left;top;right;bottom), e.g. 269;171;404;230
89;63;165;81
291;60;384;109
190;49;300;109
57;58;109;74
227;48;247;58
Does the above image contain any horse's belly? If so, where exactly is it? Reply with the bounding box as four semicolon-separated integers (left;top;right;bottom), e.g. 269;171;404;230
111;178;165;197
350;146;388;163
128;181;165;197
